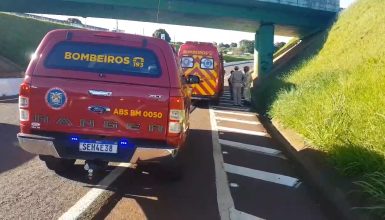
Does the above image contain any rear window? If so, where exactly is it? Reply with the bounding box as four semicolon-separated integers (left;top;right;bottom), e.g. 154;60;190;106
45;41;161;77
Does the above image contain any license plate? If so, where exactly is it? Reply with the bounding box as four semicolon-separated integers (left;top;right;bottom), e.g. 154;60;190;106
79;140;118;154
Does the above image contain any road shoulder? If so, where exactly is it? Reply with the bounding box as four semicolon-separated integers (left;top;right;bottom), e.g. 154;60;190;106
259;117;369;220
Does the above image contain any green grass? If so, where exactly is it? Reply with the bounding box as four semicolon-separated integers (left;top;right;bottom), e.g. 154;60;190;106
254;0;385;215
0;13;73;68
273;37;300;59
354;172;385;217
223;54;253;63
253;31;328;114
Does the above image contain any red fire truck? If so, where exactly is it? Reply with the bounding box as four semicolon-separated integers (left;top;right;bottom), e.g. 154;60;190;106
179;42;224;102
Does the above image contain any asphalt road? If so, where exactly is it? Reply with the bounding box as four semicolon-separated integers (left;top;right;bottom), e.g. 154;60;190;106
211;91;327;219
0;83;331;220
0;99;120;219
100;106;220;220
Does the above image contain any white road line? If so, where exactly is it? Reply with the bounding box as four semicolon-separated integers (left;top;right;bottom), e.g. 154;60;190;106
210;106;267;220
216;116;261;125
219;139;286;160
59;163;131;220
224;163;299;187
217;126;267;136
230;208;265;220
209;107;235;220
213;106;251;112
214;110;257;117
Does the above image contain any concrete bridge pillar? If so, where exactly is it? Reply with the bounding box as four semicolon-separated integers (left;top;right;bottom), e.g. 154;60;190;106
254;23;275;78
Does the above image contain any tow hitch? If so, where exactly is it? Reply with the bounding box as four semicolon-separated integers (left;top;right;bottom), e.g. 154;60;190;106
84;160;108;179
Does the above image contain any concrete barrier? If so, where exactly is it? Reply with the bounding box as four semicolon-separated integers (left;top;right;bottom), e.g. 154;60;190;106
0;78;23;97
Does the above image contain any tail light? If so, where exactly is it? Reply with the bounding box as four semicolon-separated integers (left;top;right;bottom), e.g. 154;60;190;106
19;82;31;121
19;109;29;122
168;97;185;135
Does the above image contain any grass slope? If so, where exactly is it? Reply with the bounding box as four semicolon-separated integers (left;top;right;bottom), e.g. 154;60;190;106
0;13;72;68
223;54;253;63
258;0;385;215
273;37;299;59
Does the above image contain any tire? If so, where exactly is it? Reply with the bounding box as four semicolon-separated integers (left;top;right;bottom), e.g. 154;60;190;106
39;155;75;173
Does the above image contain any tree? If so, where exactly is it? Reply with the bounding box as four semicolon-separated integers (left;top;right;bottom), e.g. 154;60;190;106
239;40;254;54
274;42;286;52
67;18;82;25
219;43;230;49
152;29;171;42
230;42;237;48
171;41;183;52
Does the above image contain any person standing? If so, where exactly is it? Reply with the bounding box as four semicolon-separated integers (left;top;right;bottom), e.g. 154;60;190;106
228;70;234;100
229;66;244;106
243;66;252;105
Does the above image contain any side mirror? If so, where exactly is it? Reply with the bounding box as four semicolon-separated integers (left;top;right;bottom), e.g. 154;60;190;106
186;75;200;84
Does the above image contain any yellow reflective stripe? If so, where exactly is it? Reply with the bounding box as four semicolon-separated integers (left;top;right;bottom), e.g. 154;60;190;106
209;79;217;88
183;56;202;75
209;70;218;78
202;81;215;95
184;67;194;75
200;71;210;81
195;85;207;95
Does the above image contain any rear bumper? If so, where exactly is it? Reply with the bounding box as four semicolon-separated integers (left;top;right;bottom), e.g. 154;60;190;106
17;133;177;163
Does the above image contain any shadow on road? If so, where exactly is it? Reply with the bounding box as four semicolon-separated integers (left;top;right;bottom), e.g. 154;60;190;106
93;128;220;220
0;123;35;174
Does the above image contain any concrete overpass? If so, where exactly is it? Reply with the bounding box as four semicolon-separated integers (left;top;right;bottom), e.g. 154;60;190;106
0;0;339;77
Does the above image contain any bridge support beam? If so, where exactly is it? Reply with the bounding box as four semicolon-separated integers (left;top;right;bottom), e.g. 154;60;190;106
254;23;275;78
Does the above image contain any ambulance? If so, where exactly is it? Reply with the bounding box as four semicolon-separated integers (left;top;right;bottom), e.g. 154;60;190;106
17;29;200;179
178;42;224;101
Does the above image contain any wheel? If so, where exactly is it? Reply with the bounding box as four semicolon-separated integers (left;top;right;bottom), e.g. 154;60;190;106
39;155;75;173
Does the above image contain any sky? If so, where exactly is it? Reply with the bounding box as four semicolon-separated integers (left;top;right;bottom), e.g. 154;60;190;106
340;0;356;8
37;0;356;44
